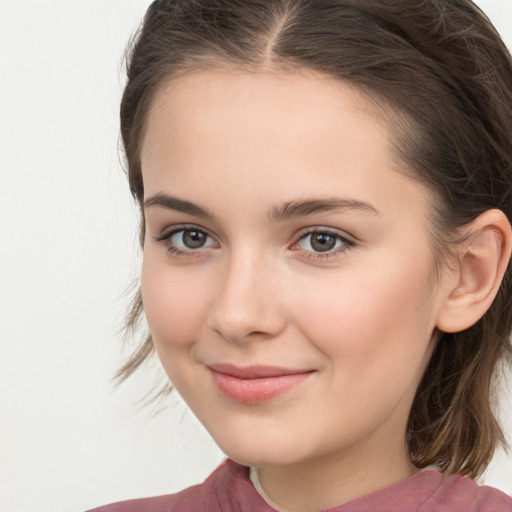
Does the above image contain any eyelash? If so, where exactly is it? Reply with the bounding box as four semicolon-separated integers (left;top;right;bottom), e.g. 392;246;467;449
153;225;355;261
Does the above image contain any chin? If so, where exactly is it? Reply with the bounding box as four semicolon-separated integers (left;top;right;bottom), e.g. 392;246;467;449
215;434;309;468
225;450;299;468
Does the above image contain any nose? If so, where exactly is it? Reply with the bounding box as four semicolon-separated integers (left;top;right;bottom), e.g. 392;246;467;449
207;250;286;344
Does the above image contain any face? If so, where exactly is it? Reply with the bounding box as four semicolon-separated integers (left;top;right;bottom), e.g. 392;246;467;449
140;68;447;469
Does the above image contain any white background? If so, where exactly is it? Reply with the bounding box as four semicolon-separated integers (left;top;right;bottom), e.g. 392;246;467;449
0;1;511;511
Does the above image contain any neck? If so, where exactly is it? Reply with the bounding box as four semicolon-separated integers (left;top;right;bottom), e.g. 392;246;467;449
255;432;418;512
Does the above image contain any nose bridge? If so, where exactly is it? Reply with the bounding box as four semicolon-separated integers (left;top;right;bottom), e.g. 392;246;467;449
208;245;284;343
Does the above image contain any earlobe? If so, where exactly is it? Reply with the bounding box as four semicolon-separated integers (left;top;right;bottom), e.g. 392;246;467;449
436;209;512;334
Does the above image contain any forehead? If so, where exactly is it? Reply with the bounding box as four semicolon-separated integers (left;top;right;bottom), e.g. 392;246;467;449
142;67;390;161
144;67;387;141
140;67;429;225
142;68;390;171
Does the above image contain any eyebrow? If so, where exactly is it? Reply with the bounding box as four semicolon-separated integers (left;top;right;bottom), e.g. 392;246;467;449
269;197;380;221
143;193;379;220
144;193;215;218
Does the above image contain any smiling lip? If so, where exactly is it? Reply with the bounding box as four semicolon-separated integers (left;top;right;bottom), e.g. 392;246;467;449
208;363;314;404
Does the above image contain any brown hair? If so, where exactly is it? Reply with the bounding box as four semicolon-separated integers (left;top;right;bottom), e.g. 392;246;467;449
118;0;512;478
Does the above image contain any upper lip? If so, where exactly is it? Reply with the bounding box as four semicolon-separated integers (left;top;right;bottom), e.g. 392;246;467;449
207;363;314;379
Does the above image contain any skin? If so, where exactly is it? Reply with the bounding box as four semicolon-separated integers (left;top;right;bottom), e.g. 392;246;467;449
140;68;459;512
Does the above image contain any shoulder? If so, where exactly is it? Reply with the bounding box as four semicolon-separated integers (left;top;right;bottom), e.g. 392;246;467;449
420;471;512;512
332;471;512;512
85;459;272;512
339;470;512;512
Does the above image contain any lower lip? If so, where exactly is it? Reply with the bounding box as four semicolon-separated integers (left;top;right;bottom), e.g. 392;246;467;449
209;370;313;404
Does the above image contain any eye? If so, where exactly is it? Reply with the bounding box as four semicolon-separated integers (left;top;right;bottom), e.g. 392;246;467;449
301;232;338;252
154;226;218;255
171;229;213;249
293;229;354;257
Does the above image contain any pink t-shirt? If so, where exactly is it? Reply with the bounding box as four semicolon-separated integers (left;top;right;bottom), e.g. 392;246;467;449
87;458;512;511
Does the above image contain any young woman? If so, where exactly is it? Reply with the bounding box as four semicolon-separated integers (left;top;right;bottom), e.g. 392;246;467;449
89;0;512;510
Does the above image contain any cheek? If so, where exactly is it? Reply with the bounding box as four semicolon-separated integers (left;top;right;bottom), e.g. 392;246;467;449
290;256;436;369
286;258;438;435
140;254;212;349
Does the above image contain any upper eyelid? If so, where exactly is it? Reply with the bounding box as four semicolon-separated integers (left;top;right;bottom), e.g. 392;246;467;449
155;224;352;237
154;224;215;240
294;226;355;243
298;227;349;236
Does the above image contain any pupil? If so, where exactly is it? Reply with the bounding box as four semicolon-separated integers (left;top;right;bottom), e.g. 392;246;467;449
311;233;336;252
183;230;206;249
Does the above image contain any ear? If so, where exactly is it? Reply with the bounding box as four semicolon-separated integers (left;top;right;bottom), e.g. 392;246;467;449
436;209;512;334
